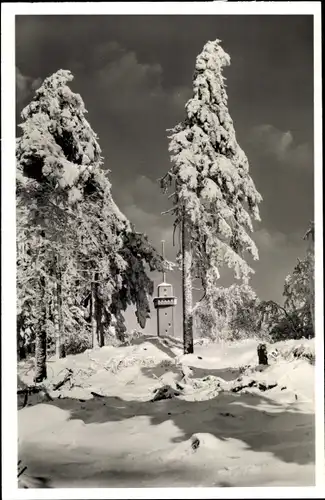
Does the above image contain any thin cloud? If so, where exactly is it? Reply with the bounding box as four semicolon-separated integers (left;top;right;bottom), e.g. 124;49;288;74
114;174;176;261
254;228;289;249
80;42;192;119
252;228;308;303
249;124;313;170
16;67;42;110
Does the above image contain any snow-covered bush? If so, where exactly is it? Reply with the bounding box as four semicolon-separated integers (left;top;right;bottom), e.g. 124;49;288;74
194;283;265;342
258;300;313;342
274;340;315;365
119;329;144;346
64;328;92;355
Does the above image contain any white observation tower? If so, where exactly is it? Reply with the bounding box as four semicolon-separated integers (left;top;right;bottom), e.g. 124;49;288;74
153;240;177;337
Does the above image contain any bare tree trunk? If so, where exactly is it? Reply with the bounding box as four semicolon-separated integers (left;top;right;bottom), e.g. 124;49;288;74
54;257;65;358
17;316;26;360
18;344;26;361
35;329;47;382
57;267;66;358
310;290;315;334
181;217;194;354
91;273;99;348
304;222;315;335
308;246;315;335
54;278;60;359
34;276;47;383
54;302;60;359
97;304;104;347
95;272;104;347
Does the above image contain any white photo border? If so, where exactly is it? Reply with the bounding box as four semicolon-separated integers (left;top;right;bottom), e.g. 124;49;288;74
1;2;323;499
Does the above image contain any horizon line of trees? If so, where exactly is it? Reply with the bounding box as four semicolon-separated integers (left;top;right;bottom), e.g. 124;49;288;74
193;222;314;343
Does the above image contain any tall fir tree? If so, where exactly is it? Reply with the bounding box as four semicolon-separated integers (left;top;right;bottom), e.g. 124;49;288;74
16;69;103;379
161;40;262;353
17;69;167;379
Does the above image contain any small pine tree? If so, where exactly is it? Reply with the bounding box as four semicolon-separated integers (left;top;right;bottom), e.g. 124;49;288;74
161;40;262;353
258;222;315;341
283;223;315;337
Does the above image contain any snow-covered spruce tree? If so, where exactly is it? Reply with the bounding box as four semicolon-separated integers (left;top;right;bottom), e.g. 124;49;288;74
258;223;315;341
72;163;169;346
283;222;315;337
161;40;262;353
17;69;103;379
303;221;315;333
17;69;168;370
71;167;127;348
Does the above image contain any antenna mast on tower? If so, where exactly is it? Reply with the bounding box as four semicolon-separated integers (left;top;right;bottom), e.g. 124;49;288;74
161;240;166;282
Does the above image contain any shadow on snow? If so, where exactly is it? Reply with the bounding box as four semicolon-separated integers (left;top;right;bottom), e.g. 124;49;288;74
17;335;315;487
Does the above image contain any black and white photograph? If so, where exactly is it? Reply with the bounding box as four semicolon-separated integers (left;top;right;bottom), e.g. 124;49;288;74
1;1;323;497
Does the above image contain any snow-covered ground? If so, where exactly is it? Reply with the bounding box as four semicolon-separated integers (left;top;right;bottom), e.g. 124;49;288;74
17;335;315;488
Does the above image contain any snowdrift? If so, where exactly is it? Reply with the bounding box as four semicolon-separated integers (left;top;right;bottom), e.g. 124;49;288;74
18;335;315;488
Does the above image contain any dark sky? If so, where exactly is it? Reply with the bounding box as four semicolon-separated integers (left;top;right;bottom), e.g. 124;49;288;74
16;15;314;334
